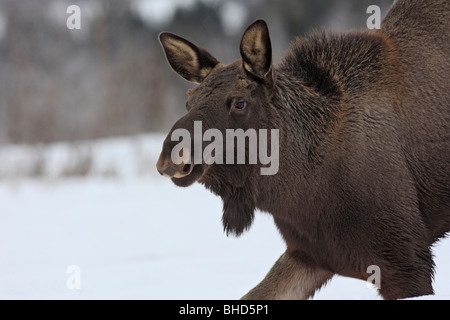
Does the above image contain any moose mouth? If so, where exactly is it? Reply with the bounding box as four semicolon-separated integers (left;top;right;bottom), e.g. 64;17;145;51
156;149;208;187
170;163;205;187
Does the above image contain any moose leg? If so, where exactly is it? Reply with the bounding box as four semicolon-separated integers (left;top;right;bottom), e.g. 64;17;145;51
377;244;435;299
241;251;334;300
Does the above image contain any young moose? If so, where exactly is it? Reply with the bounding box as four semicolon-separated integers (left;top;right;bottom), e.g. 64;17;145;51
156;0;450;299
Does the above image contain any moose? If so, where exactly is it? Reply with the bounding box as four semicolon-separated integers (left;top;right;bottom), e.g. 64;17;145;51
156;0;449;299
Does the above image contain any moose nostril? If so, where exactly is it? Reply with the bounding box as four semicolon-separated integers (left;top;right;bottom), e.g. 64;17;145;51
181;163;191;173
164;167;176;177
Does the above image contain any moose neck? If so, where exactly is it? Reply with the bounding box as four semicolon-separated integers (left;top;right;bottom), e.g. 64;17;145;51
256;30;393;213
271;30;392;164
273;71;339;166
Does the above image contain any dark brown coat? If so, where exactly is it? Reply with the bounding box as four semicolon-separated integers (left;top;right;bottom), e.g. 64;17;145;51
156;0;450;299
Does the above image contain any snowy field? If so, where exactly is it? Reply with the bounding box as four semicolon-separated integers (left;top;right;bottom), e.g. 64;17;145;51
0;135;449;300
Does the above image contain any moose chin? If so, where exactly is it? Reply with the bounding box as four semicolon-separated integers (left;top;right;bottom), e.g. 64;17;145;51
156;0;450;300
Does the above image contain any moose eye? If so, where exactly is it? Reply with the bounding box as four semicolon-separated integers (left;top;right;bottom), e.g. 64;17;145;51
234;101;247;110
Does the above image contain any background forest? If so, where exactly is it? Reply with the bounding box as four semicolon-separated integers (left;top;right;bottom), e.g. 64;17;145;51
0;0;393;145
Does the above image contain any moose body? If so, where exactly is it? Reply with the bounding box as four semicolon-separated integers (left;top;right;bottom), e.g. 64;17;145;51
156;0;450;299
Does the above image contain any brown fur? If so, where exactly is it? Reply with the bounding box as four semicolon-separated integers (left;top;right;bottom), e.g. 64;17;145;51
156;0;450;299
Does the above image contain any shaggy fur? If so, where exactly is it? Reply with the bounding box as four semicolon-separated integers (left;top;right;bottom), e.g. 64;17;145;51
156;0;449;299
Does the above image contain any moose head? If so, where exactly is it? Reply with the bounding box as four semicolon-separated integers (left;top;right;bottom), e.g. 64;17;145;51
156;20;280;235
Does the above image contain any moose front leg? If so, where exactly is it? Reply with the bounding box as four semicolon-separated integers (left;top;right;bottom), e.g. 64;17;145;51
241;251;334;300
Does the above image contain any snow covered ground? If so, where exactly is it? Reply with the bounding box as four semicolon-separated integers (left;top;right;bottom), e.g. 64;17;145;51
0;135;448;299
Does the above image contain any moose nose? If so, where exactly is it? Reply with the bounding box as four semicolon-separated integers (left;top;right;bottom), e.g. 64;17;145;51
156;153;194;178
163;166;175;177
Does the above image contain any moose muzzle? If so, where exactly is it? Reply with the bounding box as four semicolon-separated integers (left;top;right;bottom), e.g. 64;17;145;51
156;151;194;178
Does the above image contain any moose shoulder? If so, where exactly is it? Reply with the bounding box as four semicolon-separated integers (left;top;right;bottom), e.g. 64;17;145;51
156;0;450;300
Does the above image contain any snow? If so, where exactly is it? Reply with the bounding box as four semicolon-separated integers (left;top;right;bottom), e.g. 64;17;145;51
0;135;449;300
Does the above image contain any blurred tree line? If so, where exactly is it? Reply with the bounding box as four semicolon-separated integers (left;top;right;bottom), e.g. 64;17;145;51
0;0;392;145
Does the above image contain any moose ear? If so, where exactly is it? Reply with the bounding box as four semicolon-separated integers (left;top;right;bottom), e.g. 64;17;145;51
240;20;272;80
159;32;220;83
